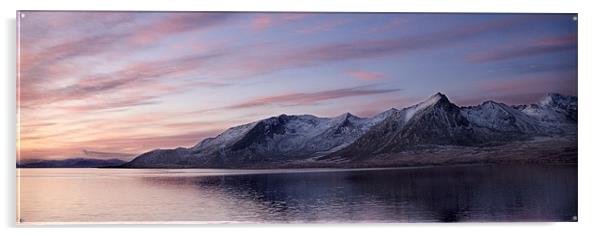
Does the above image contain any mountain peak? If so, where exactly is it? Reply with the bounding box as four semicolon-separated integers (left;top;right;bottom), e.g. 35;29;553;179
541;93;573;101
337;112;355;119
481;100;502;106
539;93;577;108
433;92;446;97
401;93;453;122
420;92;450;107
334;112;360;125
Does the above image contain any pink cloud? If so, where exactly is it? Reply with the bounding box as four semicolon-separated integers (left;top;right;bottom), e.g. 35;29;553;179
127;13;231;45
19;13;231;87
251;15;274;31
19;33;124;85
21;50;227;110
219;86;400;110
347;70;386;81
535;34;577;47
250;13;314;32
19;12;136;52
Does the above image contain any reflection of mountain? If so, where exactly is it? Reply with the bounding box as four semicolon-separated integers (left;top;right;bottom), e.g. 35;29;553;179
123;93;577;168
139;166;577;222
17;158;126;168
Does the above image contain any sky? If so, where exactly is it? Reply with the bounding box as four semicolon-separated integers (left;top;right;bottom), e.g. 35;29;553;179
17;12;577;161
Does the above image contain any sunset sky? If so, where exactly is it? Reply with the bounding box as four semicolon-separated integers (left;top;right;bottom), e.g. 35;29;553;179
17;12;577;160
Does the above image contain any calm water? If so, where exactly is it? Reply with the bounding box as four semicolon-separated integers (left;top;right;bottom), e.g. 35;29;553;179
17;165;577;223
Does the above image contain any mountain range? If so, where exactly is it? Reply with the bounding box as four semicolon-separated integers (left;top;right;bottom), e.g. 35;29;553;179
122;92;577;168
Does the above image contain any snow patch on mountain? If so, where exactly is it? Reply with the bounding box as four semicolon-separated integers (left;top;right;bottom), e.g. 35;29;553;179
192;121;258;152
513;93;577;124
403;93;446;122
461;101;544;134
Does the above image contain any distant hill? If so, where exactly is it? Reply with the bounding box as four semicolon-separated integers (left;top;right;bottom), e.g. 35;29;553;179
17;158;127;168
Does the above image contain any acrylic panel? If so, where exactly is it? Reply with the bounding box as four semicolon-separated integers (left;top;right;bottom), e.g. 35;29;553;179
16;11;578;224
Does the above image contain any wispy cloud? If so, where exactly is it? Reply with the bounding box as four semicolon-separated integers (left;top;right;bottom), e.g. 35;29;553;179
466;34;577;63
347;70;386;81
220;85;401;110
22;51;226;109
127;13;231;45
19;12;236;114
289;16;525;62
20;13;232;83
249;13;312;32
221;16;528;79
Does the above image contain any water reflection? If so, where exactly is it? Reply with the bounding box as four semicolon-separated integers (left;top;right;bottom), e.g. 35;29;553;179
140;165;577;222
18;165;577;223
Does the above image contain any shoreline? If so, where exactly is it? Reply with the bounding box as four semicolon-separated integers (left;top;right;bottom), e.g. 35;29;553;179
17;162;577;171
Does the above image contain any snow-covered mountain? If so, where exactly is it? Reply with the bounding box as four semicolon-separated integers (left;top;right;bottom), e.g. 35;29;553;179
124;110;396;167
327;93;550;159
462;100;544;134
123;92;577;168
513;93;577;124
